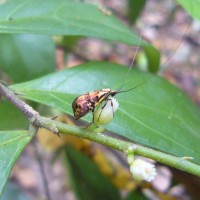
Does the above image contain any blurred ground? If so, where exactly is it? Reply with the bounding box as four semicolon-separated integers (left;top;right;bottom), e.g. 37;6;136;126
9;0;200;200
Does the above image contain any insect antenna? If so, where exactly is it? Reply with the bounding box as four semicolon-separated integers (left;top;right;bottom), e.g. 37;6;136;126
116;2;191;95
116;2;148;94
117;32;143;94
161;24;191;68
117;76;152;94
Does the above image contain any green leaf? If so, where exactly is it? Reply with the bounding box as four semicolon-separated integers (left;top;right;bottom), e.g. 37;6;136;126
143;45;160;73
0;0;160;71
0;34;55;83
0;0;142;44
55;35;82;49
176;0;200;20
64;146;121;200
12;62;200;164
0;100;28;130
125;190;148;200
0;130;31;196
128;0;146;24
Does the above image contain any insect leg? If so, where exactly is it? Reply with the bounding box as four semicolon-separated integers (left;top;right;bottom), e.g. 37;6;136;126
96;98;114;122
92;109;95;123
91;102;98;123
110;99;114;118
97;100;108;122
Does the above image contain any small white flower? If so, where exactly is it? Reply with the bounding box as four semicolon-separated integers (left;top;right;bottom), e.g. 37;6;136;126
93;97;119;126
130;159;157;182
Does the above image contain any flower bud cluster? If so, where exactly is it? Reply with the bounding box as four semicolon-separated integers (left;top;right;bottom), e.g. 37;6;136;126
127;149;156;182
93;96;157;182
129;159;157;182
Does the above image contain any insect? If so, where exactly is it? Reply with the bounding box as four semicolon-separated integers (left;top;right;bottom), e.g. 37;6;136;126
71;2;187;123
72;27;147;122
72;81;148;121
72;20;145;122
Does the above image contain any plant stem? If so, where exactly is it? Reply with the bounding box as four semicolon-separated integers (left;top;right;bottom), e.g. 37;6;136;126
0;82;200;177
44;118;200;177
0;82;59;135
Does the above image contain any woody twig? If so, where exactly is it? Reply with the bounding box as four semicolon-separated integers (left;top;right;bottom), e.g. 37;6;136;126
0;82;200;177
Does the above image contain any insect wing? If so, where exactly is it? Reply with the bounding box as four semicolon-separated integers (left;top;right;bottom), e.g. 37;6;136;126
72;94;90;120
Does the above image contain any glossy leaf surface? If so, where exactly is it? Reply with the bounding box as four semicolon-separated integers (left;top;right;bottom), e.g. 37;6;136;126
177;0;200;20
0;131;31;196
0;100;28;130
0;0;160;71
0;34;55;83
12;62;200;164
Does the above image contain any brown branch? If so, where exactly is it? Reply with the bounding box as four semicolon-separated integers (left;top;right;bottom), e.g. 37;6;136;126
1;82;200;177
0;82;59;135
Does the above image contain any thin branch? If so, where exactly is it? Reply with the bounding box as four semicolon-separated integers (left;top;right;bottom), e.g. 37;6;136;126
0;82;38;119
0;83;59;135
0;82;200;177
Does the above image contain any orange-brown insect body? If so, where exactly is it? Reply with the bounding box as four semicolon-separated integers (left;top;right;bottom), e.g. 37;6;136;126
72;88;117;120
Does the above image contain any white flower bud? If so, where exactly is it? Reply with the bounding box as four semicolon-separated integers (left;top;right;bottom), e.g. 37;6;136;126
93;97;119;126
130;159;157;182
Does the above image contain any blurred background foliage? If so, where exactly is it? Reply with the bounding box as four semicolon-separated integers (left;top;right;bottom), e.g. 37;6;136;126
0;0;200;200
